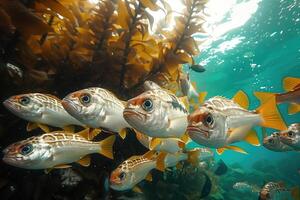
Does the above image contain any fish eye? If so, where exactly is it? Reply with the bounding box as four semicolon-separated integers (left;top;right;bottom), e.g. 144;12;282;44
268;138;274;144
19;144;33;155
205;114;214;127
142;99;153;111
119;172;126;180
80;93;91;105
288;131;294;137
19;96;30;106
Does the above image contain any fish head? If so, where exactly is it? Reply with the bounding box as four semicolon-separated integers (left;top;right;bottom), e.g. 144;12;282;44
279;123;300;146
124;90;171;135
110;162;134;191
3;94;43;121
263;133;282;150
187;105;225;146
2;136;52;169
62;88;104;128
259;189;271;200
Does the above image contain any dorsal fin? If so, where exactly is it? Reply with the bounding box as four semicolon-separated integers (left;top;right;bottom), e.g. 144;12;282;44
232;90;249;109
282;77;300;91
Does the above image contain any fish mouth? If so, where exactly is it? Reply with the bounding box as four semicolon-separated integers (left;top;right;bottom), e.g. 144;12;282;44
62;98;81;114
123;109;145;121
187;126;209;138
3;99;18;112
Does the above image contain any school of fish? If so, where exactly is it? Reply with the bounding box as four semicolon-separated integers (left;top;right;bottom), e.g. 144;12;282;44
2;76;300;199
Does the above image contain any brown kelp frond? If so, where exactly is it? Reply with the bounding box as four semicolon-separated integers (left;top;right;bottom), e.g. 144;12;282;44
0;0;208;98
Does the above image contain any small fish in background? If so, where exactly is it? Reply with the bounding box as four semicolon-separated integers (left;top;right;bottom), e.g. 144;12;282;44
3;93;84;132
280;123;300;151
213;159;228;176
2;129;115;169
5;63;23;79
179;72;198;98
187;90;287;154
258;182;300;200
123;81;189;140
255;76;300;115
135;131;187;154
62;87;130;139
190;64;206;73
262;128;294;152
60;168;83;187
233;182;259;193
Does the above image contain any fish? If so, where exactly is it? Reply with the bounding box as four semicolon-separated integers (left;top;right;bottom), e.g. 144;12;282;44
187;90;287;154
123;81;189;139
62;87;130;139
135;131;186;154
2;129;115;169
258;182;300;200
279;123;300;151
179;72;198;98
254;77;300;115
214;159;228;176
233;182;259;193
190;64;206;73
262;128;294;152
3;93;84;132
110;149;201;191
5;63;23;79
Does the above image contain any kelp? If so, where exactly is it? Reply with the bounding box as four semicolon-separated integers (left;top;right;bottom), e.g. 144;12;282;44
0;0;207;98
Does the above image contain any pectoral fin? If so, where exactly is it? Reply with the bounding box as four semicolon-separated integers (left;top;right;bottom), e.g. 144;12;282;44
156;152;168;172
243;129;260;146
133;186;143;193
149;138;161;150
63;125;74;133
119;128;127;139
76;155;91;167
37;123;50;133
27;122;38;131
288;103;300;115
145;172;152;182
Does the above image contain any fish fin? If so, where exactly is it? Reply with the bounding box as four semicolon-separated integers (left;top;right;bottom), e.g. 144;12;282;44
243;129;260;146
89;128;102;139
256;96;287;131
291;186;300;200
37;123;50;133
76;155;91;167
145;172;152;182
254;92;275;105
179;96;190;111
77;128;90;140
132;186;143;193
99;135;115;159
27;122;38;131
63;125;74;133
232;90;249;109
176;162;183;169
119;128;127;139
156;152;168;172
225;145;248;154
216;148;226;155
198;92;207;104
149;138;161;150
44;94;61;101
181;132;190;144
187;149;200;166
178;140;186;149
143;150;156;159
282;77;300;92
54;164;72;169
288;103;300;115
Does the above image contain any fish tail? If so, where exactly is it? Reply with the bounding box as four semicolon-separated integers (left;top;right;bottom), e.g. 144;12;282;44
282;77;300;92
254;91;276;105
291;186;300;200
288;103;300;115
256;96;287;131
243;129;260;146
99;135;115;159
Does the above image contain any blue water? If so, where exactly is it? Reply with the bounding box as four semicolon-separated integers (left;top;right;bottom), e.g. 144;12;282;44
189;0;300;169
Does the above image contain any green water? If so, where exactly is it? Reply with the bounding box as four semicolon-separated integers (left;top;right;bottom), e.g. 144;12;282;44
189;0;300;168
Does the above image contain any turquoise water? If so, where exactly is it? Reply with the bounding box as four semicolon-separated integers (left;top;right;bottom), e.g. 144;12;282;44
189;0;300;169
